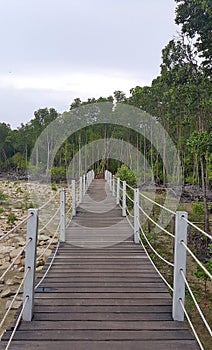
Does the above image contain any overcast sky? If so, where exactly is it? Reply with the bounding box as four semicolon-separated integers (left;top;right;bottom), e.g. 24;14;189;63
0;0;178;129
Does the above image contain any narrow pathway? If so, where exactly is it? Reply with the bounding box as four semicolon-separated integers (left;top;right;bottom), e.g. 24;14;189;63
1;180;198;349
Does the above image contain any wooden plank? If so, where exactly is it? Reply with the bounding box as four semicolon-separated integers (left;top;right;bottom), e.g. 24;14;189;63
4;329;195;341
33;312;173;321
18;320;189;330
0;340;199;350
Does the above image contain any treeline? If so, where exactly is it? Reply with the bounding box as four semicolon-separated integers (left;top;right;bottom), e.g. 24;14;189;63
0;0;211;225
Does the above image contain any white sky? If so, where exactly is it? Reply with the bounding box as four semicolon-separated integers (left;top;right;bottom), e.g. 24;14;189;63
0;0;178;129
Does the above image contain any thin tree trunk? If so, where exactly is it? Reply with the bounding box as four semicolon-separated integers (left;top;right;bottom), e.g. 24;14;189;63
200;155;210;233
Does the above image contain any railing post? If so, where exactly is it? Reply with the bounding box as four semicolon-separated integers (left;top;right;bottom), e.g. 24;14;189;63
72;180;76;217
23;208;38;321
112;175;115;196
109;172;112;192
172;211;188;321
116;177;120;205
79;176;83;203
83;174;86;195
105;170;108;181
60;188;66;242
122;181;126;217
134;188;140;244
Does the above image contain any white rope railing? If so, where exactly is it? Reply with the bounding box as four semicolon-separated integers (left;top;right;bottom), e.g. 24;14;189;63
36;225;60;261
138;221;174;267
139;191;176;215
138;203;175;238
179;299;204;350
126;214;134;230
4;296;29;350
138;233;173;292
38;190;59;210
0;238;32;282
35;241;60;290
126;192;134;203
0;214;31;242
180;269;212;336
38;205;61;233
0;267;30;330
181;240;212;280
182;216;212;241
126;207;134;218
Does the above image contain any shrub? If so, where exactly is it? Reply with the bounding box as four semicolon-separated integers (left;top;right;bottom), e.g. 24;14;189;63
0;191;8;201
7;213;17;226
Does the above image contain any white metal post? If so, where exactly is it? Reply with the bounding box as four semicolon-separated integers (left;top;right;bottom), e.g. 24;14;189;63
105;170;108;181
109;172;112;191
116;177;120;205
23;209;38;321
83;174;86;195
122;181;126;216
79;176;83;203
172;211;188;321
72;180;76;217
112;175;115;196
134;188;140;244
60;188;66;242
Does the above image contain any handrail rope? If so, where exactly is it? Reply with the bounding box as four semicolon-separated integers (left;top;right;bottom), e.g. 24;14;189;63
0;267;30;330
138;233;173;292
126;206;134;218
181;240;212;280
182;216;212;241
139;191;176;215
126;192;134;203
0;214;31;242
0;238;32;281
38;205;61;233
4;296;29;350
66;204;73;218
179;299;204;350
35;240;60;290
180;269;212;336
38;190;59;210
138;221;174;267
126;215;134;230
138;203;175;238
36;224;60;261
126;183;135;191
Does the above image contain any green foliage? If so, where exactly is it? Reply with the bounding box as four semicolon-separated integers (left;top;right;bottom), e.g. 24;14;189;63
51;182;57;191
195;259;212;293
0;191;8;201
50;166;66;181
16;187;23;193
115;164;136;187
192;198;204;217
0;207;4;214
7;213;17;225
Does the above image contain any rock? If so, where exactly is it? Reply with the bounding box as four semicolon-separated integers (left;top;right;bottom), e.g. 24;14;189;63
9;247;24;259
36;266;43;273
38;235;50;242
0;246;14;255
1;287;15;298
6;300;22;310
5;279;16;286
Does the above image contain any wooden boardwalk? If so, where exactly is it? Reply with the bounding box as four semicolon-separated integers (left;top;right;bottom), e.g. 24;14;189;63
1;179;198;349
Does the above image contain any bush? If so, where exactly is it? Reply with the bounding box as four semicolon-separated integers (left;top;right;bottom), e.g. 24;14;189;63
115;165;136;209
0;191;8;201
115;164;136;187
7;213;17;226
192;198;204;218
